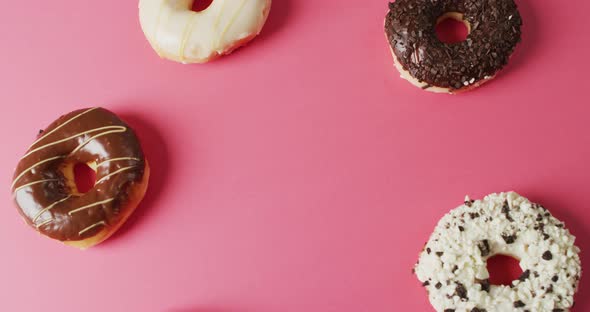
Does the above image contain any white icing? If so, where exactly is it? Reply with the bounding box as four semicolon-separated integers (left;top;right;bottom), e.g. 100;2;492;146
68;198;115;216
95;166;138;184
415;192;582;312
139;0;272;63
11;156;65;189
32;195;72;223
21;125;126;160
28;108;98;149
78;221;106;235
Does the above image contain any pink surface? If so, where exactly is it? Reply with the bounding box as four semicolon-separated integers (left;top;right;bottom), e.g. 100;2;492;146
1;1;589;311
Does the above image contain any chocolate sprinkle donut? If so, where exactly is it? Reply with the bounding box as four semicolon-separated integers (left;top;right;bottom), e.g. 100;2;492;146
385;0;522;92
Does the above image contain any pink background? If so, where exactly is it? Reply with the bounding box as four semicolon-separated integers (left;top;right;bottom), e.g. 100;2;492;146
1;0;589;311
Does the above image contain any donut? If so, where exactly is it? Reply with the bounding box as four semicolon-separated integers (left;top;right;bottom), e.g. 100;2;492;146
139;0;272;64
384;0;522;93
414;192;581;311
11;107;150;249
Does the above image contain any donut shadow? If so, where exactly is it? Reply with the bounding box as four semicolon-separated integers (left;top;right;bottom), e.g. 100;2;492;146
520;190;590;311
209;0;293;64
99;112;171;246
257;0;292;40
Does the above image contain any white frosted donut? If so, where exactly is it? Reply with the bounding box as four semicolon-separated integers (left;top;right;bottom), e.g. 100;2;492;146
415;192;581;312
139;0;271;63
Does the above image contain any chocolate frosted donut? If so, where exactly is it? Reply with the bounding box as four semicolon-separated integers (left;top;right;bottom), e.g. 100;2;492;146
385;0;522;93
11;107;150;249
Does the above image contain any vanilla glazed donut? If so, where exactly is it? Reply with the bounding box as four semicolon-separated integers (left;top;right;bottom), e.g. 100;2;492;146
385;0;522;93
139;0;272;64
11;107;150;249
415;192;581;311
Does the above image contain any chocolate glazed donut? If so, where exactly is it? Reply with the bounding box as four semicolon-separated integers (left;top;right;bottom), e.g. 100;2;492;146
385;0;522;93
11;107;150;249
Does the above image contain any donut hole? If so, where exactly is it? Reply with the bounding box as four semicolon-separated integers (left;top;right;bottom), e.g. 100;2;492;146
74;162;97;194
487;255;523;286
435;12;470;44
191;0;214;12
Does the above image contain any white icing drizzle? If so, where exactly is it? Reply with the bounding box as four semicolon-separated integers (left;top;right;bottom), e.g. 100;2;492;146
28;107;98;149
214;0;226;27
22;125;126;160
12;179;59;196
153;1;166;54
218;0;248;48
179;14;197;61
35;219;53;229
68;126;127;155
95;166;137;185
32;195;73;223
210;0;227;50
78;221;106;235
11;155;65;189
68;198;115;216
12;124;129;200
96;157;141;168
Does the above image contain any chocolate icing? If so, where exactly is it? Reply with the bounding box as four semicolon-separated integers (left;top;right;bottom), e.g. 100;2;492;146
385;0;522;90
11;107;146;241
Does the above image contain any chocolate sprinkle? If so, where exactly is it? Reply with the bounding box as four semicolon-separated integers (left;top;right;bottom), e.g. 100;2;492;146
502;200;514;221
385;0;522;90
455;282;468;300
546;284;554;293
518;270;530;282
477;239;491;257
542;251;553;261
502;233;517;244
514;300;525;308
477;279;490;292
